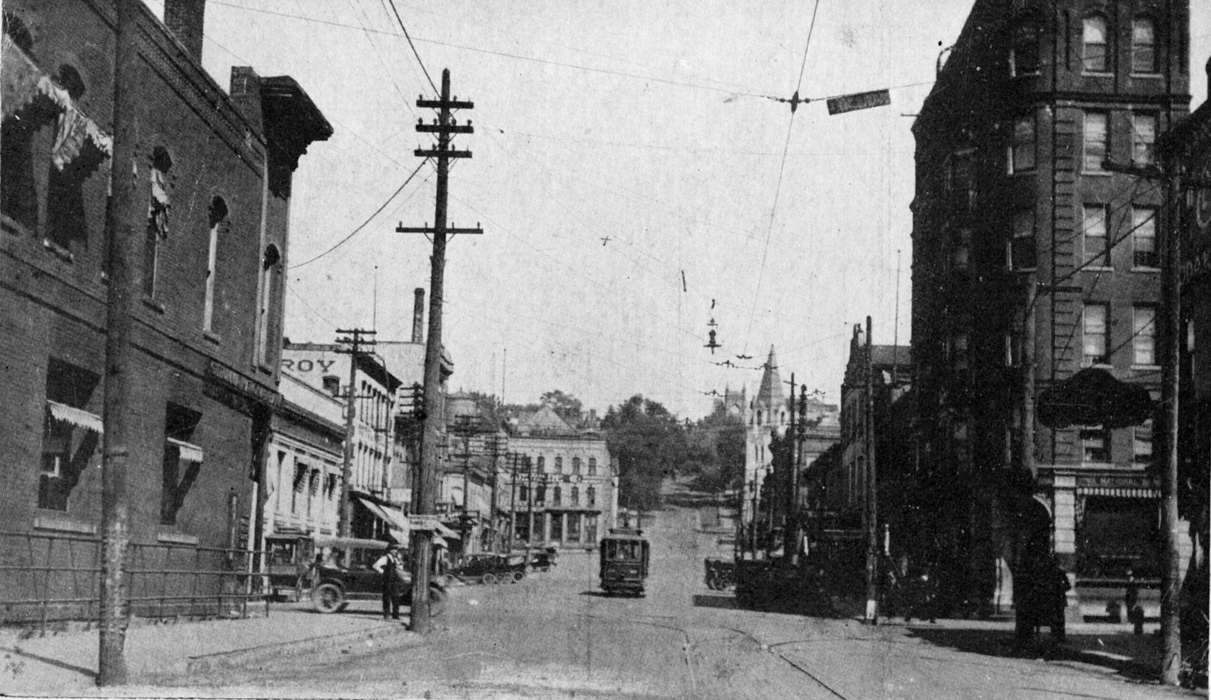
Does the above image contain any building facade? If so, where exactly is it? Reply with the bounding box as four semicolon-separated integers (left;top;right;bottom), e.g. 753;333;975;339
911;0;1190;614
0;0;329;619
740;347;788;526
503;406;618;550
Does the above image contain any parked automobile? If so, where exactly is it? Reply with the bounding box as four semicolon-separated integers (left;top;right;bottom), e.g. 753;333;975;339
307;536;447;615
529;547;559;572
263;533;314;601
451;553;527;584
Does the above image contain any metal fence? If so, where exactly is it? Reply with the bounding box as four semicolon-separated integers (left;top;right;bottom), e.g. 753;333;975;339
0;530;269;633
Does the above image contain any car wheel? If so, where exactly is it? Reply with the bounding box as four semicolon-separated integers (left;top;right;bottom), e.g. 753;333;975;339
311;583;344;613
482;572;498;585
511;570;525;583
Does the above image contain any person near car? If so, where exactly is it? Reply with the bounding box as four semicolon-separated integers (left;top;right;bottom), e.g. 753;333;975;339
372;543;406;620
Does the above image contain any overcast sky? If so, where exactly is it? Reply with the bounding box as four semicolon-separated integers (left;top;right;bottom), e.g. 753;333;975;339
145;0;1210;417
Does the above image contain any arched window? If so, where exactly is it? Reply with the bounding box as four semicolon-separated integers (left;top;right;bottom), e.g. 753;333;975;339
554;456;563;473
571;486;579;505
203;196;228;331
257;243;281;364
1010;21;1040;75
588;457;597;476
553;486;561;506
1082;15;1109;73
537;455;545;472
45;64;91;254
572;457;581;474
587;486;596;507
143;146;173;297
1131;17;1156;73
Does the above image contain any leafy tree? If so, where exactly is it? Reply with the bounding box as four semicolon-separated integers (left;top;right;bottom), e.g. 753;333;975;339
540;389;584;425
601;395;686;511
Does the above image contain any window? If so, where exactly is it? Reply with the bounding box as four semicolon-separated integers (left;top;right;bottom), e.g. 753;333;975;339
45;65;91;256
586;514;598;543
1083;112;1108;172
571;486;579;505
1081;425;1111;463
554;456;563;473
203;197;227;331
1131;18;1156;73
160;403;202;526
567;513;581;542
588;457;597;476
39;359;101;511
572;457;581;474
587;486;596;507
322;375;340;396
1083;15;1109;72
550;513;562;541
1083;304;1110;365
1010;116;1036;173
536;455;545;472
553;486;561;506
536;484;545;504
256;245;280;365
1083;204;1110;266
1134;420;1154;465
143;147;173;297
519;485;529;502
1011;209;1036;269
1011;22;1040;76
1132;207;1158;267
1133;305;1157;365
292;463;306;514
1132;114;1156;165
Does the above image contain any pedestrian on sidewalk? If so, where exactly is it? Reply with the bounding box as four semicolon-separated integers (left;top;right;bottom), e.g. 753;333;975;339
372;543;406;620
1044;555;1070;645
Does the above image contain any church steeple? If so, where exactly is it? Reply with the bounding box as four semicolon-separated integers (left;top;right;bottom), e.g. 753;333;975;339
754;345;783;410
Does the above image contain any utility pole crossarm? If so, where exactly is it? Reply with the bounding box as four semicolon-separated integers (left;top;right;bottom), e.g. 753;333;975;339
397;226;483;235
414;149;473;159
416;123;474;134
417;97;474;110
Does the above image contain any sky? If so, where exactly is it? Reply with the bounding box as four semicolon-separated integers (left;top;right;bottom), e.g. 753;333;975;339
144;0;1210;418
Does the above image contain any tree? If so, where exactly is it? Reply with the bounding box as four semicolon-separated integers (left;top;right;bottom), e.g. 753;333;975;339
601;395;687;511
540;389;584;425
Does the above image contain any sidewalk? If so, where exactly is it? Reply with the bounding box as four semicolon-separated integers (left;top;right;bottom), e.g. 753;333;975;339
0;601;415;697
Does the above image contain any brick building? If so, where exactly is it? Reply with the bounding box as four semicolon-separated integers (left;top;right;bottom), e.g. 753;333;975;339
910;0;1190;614
0;0;330;619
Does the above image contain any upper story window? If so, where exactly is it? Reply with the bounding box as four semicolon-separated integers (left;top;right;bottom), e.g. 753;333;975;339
1083;204;1110;266
203;197;228;332
588;457;597;476
1133;305;1157;365
1132;207;1158;268
572;456;582;474
1083;303;1110;365
1131;18;1157;73
1010;22;1040;76
256;244;281;365
1083;15;1110;73
587;486;596;507
537;455;545;472
1131;113;1156;165
143;146;173;298
1010;208;1036;270
39;359;101;512
1009;116;1036;173
1083;111;1108;173
1081;425;1111;463
552;486;561;506
554;455;563;473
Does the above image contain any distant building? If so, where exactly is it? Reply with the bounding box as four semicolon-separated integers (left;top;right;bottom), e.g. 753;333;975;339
505;405;618;550
911;0;1190;614
0;0;329;619
740;347;788;526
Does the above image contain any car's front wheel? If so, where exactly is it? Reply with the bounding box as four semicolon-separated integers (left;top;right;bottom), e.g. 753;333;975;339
312;582;344;613
482;572;498;585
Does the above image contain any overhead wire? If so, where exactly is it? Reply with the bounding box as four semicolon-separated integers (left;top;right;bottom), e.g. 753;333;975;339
383;0;439;95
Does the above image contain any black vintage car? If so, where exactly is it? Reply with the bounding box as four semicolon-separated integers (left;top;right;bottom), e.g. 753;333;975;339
451;553;527;584
308;537;447;615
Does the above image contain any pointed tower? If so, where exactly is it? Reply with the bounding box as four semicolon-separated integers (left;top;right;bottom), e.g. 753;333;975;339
741;345;788;529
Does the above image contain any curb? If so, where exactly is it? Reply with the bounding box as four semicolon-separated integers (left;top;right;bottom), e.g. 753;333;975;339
177;622;418;676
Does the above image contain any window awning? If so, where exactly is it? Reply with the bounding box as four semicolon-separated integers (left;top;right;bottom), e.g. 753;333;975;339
166;437;204;463
2;35;112;170
433;521;461;541
353;494;410;543
46;400;103;434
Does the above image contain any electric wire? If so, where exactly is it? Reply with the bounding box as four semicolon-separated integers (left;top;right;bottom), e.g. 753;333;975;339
384;0;439;95
289;158;430;270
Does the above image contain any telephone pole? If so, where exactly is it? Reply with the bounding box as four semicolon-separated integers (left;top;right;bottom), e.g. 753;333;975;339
864;315;879;624
507;452;520;553
398;69;479;632
335;328;376;540
98;0;140;685
783;374;797;564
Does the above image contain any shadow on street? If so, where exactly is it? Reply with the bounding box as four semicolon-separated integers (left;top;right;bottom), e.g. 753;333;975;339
691;593;737;610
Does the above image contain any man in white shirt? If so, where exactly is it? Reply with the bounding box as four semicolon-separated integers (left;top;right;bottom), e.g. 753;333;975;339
372;543;406;620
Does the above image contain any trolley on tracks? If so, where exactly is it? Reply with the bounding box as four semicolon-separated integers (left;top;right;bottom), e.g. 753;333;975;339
599;528;650;596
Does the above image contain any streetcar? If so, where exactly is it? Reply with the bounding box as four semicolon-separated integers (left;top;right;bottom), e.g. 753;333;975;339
599;527;650;596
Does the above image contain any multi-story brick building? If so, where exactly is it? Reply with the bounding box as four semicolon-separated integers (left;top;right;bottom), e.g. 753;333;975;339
0;0;329;619
910;0;1190;614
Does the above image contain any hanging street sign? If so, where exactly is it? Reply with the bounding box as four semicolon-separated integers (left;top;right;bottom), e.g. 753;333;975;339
826;89;891;115
408;515;441;531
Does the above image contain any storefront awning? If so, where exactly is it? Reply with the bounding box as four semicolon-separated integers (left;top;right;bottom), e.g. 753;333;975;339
353;494;410;543
166;437;204;463
46;400;103;434
433;521;461;541
1077;487;1161;499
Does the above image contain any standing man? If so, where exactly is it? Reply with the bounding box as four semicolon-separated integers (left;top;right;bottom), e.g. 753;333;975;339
373;543;406;621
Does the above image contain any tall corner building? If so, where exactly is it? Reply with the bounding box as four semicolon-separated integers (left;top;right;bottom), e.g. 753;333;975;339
910;0;1191;614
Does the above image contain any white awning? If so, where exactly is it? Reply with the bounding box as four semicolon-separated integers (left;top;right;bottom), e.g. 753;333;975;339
434;521;461;541
353;494;411;538
166;437;204;463
46;400;103;434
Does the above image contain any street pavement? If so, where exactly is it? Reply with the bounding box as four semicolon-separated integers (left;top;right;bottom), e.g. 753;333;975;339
1;483;1203;698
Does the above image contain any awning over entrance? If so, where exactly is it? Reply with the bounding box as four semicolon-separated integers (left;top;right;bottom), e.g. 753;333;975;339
46;400;103;433
1077;486;1161;499
433;521;461;541
352;494;409;542
166;437;204;463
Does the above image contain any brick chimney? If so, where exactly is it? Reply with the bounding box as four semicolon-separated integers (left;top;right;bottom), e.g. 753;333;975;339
412;288;425;343
164;0;205;63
